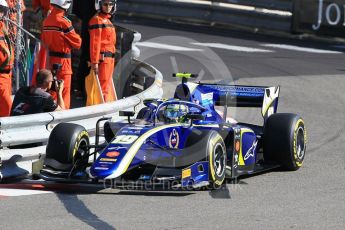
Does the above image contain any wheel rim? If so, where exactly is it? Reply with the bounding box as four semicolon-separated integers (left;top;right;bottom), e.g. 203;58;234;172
214;143;226;177
75;138;88;163
296;127;305;160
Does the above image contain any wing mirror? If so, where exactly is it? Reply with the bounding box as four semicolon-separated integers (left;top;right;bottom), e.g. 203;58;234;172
186;113;205;126
186;113;205;120
119;111;135;123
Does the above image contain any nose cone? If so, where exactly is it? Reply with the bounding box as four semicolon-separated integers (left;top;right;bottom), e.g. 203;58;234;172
90;145;128;179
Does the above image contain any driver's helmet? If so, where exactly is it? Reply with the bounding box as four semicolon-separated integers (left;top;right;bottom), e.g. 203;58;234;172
164;104;189;123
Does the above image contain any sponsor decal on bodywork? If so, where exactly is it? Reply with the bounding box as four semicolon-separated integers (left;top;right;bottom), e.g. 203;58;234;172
112;135;139;145
244;140;258;160
203;85;265;97
106;151;120;157
201;92;214;106
182;168;191;179
233;128;241;169
100;158;118;162
94;167;109;170
169;129;180;149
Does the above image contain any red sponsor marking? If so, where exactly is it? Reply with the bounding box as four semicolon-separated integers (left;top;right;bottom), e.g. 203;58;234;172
31;184;45;189
235;141;240;152
106;151;120;157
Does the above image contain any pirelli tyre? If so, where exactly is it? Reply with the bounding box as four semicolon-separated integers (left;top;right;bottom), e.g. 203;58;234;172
183;130;226;189
45;123;89;172
264;113;307;171
207;131;227;188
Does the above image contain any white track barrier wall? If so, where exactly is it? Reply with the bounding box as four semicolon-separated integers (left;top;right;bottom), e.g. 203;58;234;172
118;0;293;33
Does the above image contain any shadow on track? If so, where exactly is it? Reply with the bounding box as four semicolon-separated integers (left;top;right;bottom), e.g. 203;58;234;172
208;184;231;199
56;193;116;230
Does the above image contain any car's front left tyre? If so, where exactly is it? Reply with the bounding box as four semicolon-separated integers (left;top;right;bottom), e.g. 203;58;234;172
44;123;89;172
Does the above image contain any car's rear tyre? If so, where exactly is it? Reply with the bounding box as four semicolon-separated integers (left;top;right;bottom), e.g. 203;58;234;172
264;113;307;171
45;123;89;172
184;130;226;189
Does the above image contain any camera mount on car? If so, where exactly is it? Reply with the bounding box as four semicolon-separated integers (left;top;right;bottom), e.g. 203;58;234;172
119;111;135;123
173;72;198;84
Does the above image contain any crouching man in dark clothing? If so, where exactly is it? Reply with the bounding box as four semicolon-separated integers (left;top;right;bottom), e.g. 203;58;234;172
11;69;65;116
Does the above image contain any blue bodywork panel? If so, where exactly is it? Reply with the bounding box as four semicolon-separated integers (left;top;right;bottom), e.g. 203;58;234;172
181;161;209;188
241;131;257;166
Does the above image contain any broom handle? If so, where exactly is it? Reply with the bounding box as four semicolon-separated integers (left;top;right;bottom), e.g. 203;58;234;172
95;72;105;103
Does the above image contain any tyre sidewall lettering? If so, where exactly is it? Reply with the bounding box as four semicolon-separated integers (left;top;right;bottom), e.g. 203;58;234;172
72;130;89;163
293;119;306;167
209;133;225;186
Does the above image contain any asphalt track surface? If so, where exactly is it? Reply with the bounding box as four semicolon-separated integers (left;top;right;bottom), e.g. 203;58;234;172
1;18;345;230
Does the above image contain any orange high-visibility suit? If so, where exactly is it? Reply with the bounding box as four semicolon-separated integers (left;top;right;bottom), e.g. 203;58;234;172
32;0;51;16
0;22;14;117
89;12;116;102
41;6;81;109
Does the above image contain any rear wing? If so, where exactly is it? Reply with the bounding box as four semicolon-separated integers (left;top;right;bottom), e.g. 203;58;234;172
197;84;280;119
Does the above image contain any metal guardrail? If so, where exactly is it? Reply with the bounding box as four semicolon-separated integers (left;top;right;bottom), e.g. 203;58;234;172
118;0;293;33
203;0;292;11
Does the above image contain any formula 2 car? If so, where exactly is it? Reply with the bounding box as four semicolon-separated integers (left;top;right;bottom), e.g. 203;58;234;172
39;73;307;189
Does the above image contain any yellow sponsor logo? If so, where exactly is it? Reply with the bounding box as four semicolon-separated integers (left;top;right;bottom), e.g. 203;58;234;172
182;169;191;179
100;158;117;162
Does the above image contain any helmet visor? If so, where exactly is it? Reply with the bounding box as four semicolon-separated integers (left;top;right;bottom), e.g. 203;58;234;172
164;104;188;122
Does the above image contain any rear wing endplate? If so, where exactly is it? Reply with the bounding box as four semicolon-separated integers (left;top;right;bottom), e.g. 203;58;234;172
262;86;280;120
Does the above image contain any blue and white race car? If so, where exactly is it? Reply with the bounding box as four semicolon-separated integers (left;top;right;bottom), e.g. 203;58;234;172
40;73;307;189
